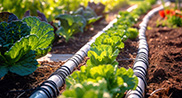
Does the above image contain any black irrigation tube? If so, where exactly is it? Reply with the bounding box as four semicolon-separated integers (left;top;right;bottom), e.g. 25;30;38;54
29;5;138;98
125;2;170;98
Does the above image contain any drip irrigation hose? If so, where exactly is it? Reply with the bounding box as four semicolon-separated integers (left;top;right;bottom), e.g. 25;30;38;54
125;2;171;98
30;5;138;98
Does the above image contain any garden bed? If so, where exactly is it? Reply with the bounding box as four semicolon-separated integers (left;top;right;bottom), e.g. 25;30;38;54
1;2;181;98
145;13;182;98
0;5;131;98
129;8;182;97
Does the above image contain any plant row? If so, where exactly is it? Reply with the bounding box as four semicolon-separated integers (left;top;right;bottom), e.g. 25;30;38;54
60;0;156;98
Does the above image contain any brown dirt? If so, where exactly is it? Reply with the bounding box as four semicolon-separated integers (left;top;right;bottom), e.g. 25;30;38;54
117;38;138;69
0;61;63;98
145;13;182;98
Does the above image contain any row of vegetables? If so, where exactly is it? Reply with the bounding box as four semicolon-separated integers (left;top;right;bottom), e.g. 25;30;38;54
60;0;156;98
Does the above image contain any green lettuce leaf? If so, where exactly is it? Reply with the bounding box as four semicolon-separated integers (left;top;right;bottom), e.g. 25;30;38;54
9;50;38;76
22;16;54;49
0;17;54;78
56;14;86;42
61;79;110;98
86;45;119;67
92;33;124;51
0;35;39;77
65;65;138;98
127;28;139;39
87;16;102;24
22;16;54;57
0;21;31;54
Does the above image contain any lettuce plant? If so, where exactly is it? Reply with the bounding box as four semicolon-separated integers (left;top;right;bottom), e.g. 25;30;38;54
56;14;87;42
65;65;138;98
92;33;124;51
127;27;139;39
86;45;119;67
55;6;102;42
72;6;102;24
61;79;110;98
0;15;54;78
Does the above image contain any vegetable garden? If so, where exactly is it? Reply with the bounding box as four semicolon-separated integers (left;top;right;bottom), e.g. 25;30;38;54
0;0;181;98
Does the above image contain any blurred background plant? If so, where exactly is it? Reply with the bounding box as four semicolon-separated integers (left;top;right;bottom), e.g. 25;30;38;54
0;0;128;21
157;0;182;27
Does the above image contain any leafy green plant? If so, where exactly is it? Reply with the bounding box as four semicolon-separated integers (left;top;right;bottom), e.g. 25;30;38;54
117;11;139;26
132;2;152;15
60;79;110;98
73;6;102;24
65;65;138;98
127;27;139;39
92;33;124;51
55;14;87;42
86;45;119;67
0;14;54;78
167;13;182;27
56;5;103;42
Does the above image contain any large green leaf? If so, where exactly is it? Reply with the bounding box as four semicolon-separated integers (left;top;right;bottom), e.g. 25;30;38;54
87;16;102;24
0;66;8;78
22;16;54;49
0;21;31;54
56;14;86;42
0;35;39;78
4;35;38;63
73;15;86;32
62;79;110;98
9;50;38;76
35;46;52;59
90;65;114;78
56;14;74;26
87;45;119;66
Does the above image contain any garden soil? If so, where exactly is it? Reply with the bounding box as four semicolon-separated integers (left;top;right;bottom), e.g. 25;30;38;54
145;13;182;98
117;9;182;98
